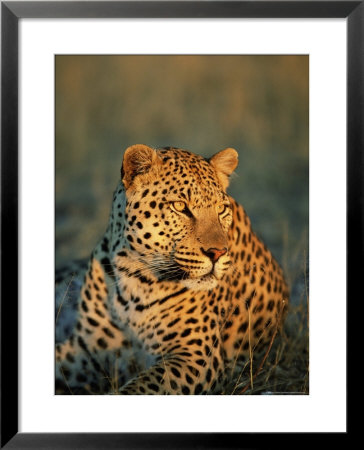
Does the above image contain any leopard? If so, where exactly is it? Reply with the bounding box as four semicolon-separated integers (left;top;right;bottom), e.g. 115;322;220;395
55;144;289;395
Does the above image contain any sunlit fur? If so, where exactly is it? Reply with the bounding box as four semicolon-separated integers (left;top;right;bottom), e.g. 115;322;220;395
55;146;289;395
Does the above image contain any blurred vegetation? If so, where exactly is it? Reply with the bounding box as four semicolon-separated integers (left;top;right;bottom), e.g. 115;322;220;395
56;55;309;393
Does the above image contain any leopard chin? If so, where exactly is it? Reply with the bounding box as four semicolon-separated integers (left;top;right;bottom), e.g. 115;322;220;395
181;273;218;291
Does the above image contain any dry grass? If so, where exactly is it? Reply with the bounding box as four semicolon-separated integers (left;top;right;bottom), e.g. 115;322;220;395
223;300;309;395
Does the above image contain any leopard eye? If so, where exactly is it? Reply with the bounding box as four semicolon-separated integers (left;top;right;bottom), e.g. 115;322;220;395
217;204;227;215
171;201;194;218
173;201;187;212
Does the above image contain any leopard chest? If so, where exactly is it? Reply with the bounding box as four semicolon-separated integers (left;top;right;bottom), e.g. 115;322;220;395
110;276;222;357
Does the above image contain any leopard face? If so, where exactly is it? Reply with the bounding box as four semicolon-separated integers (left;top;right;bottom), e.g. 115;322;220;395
111;146;237;290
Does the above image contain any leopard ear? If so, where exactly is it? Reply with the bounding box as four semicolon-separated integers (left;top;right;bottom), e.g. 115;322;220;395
209;148;238;189
121;144;160;188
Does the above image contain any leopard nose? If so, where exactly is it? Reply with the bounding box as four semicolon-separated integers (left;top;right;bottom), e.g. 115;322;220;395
201;247;228;263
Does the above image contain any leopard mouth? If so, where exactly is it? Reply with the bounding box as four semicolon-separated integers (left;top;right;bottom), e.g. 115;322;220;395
202;264;229;281
157;266;188;282
155;256;225;285
157;265;217;284
180;271;219;291
155;265;219;290
199;272;217;282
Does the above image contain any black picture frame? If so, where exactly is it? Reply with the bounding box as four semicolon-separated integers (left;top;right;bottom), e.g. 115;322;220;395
1;1;358;448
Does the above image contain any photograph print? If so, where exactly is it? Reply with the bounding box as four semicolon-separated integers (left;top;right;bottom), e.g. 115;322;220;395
55;55;309;395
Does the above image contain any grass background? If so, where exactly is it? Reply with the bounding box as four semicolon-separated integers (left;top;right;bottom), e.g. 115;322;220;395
56;55;309;394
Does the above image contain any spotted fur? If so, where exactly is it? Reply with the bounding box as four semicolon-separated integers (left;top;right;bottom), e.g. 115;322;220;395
56;145;289;394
